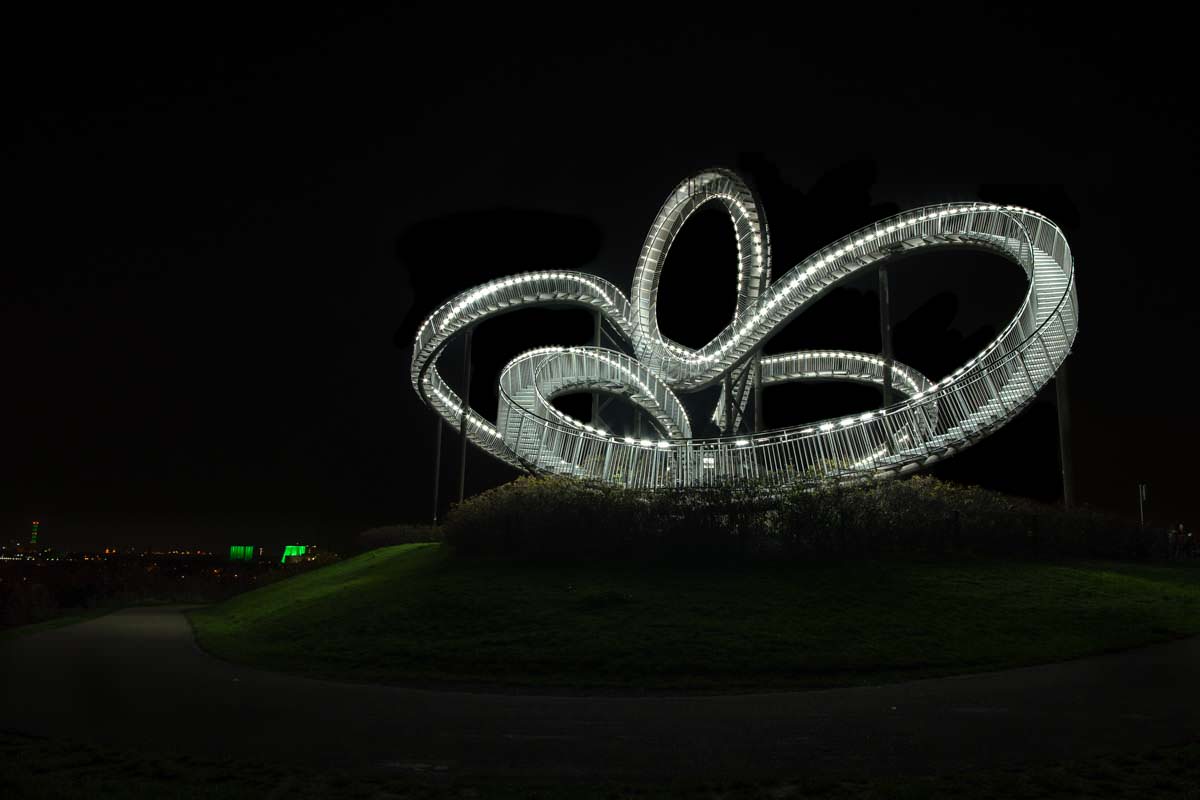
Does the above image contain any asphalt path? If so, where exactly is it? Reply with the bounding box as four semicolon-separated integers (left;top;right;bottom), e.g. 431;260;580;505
2;606;1198;781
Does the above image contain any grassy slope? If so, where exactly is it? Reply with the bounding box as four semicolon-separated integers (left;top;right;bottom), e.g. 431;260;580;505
189;544;1200;690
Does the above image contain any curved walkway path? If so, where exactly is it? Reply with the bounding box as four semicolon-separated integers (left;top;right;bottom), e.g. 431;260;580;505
2;606;1198;780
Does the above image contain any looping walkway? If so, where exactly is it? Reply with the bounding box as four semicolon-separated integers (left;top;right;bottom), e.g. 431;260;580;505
412;170;1078;488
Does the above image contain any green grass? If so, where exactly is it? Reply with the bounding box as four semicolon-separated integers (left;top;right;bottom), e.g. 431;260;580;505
187;544;1200;691
3;730;1198;799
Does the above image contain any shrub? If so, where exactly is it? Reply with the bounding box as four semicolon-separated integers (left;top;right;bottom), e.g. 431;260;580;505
355;523;442;553
441;474;1153;563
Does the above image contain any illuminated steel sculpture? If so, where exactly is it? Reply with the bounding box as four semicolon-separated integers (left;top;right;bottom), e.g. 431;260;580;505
411;170;1077;489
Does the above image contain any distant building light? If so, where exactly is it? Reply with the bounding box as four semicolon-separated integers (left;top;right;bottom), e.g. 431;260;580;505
281;545;309;564
229;545;255;562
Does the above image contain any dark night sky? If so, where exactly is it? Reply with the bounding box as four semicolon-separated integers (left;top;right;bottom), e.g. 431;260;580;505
5;8;1197;551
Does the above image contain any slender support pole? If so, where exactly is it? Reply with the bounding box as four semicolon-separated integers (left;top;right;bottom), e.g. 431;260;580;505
591;309;601;426
878;265;894;408
1138;482;1146;533
753;353;763;433
432;416;444;524
457;328;473;505
723;375;734;436
1055;362;1075;509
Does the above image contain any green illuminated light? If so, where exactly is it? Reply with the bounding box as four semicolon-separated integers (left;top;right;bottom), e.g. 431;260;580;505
281;545;308;564
229;545;255;562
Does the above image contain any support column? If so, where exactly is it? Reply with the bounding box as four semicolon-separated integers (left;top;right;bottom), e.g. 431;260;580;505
591;309;601;426
878;265;894;408
457;328;473;505
753;353;763;433
432;417;444;524
1138;482;1147;533
723;375;734;436
1056;362;1075;509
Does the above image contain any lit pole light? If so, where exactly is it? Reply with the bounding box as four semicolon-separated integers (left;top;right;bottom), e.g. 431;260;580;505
410;170;1076;491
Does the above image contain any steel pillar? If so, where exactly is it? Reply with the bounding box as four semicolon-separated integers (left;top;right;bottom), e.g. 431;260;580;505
723;375;734;436
432;417;443;524
1056;363;1075;509
457;328;472;505
753;353;763;433
591;309;601;425
879;265;894;407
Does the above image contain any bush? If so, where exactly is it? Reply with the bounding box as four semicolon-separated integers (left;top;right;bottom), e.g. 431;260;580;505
355;523;442;553
442;474;1152;562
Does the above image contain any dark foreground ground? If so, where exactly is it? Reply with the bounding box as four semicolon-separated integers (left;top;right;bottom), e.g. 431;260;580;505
2;729;1198;799
2;606;1198;790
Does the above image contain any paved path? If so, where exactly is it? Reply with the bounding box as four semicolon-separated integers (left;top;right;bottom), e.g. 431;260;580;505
2;607;1198;780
